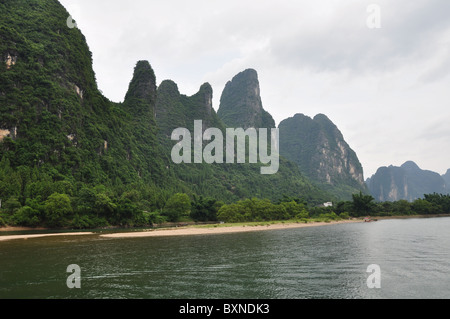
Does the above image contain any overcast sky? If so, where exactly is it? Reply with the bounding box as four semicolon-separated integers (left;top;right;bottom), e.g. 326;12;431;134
59;0;450;178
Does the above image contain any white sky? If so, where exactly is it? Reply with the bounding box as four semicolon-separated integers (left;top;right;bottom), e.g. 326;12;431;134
59;0;450;178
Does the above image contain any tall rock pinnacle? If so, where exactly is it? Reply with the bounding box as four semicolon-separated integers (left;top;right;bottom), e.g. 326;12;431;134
124;60;157;118
217;69;275;129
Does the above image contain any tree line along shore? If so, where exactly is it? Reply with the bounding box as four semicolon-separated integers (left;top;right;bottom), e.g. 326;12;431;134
1;191;450;232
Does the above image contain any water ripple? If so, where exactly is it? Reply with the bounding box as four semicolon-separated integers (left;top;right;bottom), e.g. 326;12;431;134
1;217;450;298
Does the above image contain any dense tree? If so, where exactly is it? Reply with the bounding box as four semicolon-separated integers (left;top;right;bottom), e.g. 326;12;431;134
3;197;22;215
44;193;72;227
190;195;223;222
163;193;191;222
217;203;246;223
11;205;40;227
279;200;308;219
391;200;412;216
335;201;353;215
217;198;298;223
424;193;450;213
352;192;375;216
411;199;435;215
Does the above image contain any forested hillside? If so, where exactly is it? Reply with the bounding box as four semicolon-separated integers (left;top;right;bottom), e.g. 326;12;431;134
0;0;330;229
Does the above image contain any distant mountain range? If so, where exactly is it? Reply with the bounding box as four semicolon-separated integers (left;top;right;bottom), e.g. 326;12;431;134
366;161;450;202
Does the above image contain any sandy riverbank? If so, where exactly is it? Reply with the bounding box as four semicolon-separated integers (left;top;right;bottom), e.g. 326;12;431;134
0;232;94;242
100;219;363;239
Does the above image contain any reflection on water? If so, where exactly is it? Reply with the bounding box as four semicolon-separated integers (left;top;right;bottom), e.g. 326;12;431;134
1;217;450;299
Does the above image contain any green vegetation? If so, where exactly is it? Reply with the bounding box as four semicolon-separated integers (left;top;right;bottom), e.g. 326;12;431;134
190;195;222;222
162;193;191;222
333;192;450;217
0;0;173;228
1;182;449;229
215;192;450;224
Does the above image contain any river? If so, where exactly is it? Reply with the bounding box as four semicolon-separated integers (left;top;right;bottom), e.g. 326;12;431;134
1;217;449;299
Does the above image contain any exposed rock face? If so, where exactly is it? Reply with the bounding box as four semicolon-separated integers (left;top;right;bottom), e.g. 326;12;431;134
73;84;83;99
0;129;11;141
279;113;367;200
443;169;450;191
5;52;17;69
366;161;448;202
217;69;275;129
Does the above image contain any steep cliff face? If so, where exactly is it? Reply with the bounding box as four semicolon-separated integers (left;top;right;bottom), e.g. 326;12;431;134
217;69;275;129
367;161;448;202
121;61;166;180
0;0;170;189
1;0;97;152
278;113;367;200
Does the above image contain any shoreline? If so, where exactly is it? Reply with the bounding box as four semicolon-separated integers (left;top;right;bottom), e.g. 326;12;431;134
0;232;95;242
1;214;449;242
0;220;361;241
99;219;363;239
